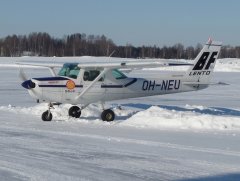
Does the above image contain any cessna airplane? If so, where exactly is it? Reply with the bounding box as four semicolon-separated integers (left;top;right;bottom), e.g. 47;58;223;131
18;39;222;122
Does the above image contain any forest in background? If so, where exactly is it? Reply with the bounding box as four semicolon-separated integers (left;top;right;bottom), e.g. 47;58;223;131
0;32;239;59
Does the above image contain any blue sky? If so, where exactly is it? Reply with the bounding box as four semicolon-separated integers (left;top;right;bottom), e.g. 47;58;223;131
1;0;239;46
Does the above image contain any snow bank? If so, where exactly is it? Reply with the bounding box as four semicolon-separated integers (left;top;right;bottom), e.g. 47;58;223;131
215;58;240;72
122;106;240;130
1;104;240;131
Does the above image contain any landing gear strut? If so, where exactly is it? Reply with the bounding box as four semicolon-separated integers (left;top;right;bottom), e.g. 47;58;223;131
68;106;81;118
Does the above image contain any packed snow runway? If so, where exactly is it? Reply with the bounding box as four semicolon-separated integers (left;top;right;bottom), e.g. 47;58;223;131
0;58;240;180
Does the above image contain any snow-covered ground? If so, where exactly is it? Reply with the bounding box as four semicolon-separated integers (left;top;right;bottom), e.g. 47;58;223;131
0;57;240;180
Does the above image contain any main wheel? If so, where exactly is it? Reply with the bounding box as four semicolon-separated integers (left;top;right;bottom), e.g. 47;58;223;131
101;109;115;122
42;111;52;121
69;106;81;118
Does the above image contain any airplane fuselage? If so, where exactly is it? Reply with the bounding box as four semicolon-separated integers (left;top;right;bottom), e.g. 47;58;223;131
27;74;204;105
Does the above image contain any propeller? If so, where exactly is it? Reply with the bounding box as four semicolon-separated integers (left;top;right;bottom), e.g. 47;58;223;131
21;80;36;89
19;68;28;81
18;67;39;102
19;68;36;89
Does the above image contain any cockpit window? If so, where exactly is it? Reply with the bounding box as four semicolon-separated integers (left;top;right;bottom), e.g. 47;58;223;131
58;63;80;79
112;69;127;79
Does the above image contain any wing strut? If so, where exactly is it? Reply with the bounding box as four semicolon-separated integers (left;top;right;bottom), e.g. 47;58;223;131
74;68;109;101
48;67;57;76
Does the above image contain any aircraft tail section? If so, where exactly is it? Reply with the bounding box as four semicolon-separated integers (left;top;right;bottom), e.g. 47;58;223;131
185;39;222;86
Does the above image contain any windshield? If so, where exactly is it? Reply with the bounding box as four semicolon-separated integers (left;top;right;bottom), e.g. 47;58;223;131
112;69;127;79
58;63;80;79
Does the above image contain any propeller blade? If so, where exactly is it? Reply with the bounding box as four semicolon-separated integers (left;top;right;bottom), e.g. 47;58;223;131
19;68;28;81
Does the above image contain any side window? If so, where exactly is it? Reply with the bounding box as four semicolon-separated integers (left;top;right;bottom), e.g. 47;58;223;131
112;69;127;79
83;70;103;81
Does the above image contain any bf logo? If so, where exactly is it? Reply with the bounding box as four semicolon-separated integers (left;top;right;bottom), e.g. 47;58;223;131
193;52;218;70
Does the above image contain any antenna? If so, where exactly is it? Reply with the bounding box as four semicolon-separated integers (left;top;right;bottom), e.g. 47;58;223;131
109;50;116;57
207;37;212;49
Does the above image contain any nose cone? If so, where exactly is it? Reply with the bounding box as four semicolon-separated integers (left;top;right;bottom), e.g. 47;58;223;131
21;80;36;89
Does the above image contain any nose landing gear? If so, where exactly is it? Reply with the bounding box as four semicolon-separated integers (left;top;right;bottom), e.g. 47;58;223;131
41;103;54;121
42;111;52;121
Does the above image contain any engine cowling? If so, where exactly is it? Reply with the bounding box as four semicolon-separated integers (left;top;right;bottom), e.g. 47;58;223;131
21;80;36;89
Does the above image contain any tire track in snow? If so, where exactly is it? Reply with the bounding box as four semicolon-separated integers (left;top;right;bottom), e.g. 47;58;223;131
1;125;240;158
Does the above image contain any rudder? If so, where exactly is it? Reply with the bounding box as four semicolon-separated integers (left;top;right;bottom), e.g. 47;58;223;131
185;39;222;84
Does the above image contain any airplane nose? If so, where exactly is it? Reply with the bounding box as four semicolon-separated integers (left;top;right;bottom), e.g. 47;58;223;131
21;80;36;89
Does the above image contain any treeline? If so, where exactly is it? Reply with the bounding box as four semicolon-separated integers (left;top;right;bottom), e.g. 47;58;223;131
0;32;240;59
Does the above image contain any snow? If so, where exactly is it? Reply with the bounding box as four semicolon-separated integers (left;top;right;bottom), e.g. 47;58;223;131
0;57;240;180
1;103;240;131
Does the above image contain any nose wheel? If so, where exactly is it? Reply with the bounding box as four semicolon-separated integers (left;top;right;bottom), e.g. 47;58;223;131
41;103;54;121
42;111;53;121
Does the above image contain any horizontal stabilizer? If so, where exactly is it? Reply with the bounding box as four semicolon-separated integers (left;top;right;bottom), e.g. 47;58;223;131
183;81;229;86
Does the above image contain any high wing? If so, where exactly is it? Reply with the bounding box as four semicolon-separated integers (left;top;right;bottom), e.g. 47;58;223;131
16;60;63;77
15;60;63;68
77;59;193;69
16;56;193;70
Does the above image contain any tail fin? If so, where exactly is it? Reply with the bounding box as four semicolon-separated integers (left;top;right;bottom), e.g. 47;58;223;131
185;39;222;85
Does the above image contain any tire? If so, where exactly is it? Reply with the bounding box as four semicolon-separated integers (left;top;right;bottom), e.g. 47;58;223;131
42;111;52;121
101;109;115;122
69;106;81;118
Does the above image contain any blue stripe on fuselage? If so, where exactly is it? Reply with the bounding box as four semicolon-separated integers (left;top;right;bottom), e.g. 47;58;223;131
39;85;83;88
101;85;123;88
124;78;137;87
101;78;137;88
33;77;69;81
36;78;137;88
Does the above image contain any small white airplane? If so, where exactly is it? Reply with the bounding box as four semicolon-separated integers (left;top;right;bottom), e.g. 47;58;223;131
18;39;222;122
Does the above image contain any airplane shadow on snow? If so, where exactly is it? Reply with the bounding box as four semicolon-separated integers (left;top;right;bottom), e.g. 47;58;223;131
122;103;240;117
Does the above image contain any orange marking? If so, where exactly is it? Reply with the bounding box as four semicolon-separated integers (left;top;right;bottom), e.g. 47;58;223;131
66;80;75;90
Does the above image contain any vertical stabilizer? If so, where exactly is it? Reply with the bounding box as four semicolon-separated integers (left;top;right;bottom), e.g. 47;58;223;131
185;39;222;84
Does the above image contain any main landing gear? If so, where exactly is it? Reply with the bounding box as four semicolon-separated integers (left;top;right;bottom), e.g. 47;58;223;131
68;106;81;118
101;109;115;122
41;104;115;122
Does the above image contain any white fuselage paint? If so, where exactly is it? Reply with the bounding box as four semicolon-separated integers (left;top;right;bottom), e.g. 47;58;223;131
28;72;205;105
